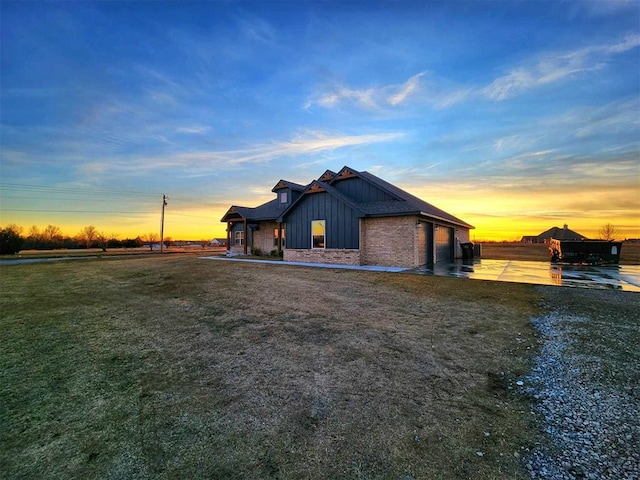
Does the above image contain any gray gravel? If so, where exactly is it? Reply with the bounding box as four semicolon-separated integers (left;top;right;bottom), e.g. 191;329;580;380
525;287;640;480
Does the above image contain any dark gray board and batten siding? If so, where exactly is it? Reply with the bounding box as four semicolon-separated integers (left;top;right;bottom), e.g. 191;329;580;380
285;191;361;249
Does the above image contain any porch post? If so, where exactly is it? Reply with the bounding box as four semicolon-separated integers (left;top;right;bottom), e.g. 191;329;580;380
277;222;282;253
226;221;231;251
243;218;248;255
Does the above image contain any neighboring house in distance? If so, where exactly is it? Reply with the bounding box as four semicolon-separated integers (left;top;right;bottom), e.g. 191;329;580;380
521;224;587;243
220;166;474;268
210;238;228;247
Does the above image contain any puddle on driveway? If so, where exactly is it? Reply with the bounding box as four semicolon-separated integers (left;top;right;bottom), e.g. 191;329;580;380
413;259;640;292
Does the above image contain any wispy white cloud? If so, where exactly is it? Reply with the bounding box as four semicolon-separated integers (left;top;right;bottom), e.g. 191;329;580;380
235;12;277;45
579;1;640;17
176;126;211;135
388;72;426;105
314;34;640;111
306;72;427;110
77;130;406;178
482;34;640;101
595;33;640;53
568;98;640;139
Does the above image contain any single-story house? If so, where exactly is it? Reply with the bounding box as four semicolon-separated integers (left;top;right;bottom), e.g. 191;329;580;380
210;238;228;247
220;166;474;268
521;224;587;244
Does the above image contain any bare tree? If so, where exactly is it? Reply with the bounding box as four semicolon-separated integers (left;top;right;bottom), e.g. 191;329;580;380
598;223;622;241
27;225;42;242
95;231;110;252
43;225;62;243
6;224;24;236
144;232;159;251
77;225;98;249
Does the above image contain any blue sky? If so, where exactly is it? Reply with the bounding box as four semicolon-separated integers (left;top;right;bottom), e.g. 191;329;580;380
1;0;639;240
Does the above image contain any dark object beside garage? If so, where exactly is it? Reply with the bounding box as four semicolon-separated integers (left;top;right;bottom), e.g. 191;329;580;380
549;238;622;265
460;242;474;260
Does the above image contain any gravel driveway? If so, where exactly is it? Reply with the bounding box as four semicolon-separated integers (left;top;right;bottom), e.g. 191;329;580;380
525;286;640;479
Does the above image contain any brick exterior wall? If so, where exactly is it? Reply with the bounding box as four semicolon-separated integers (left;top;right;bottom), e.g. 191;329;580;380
360;216;423;267
228;221;281;255
284;248;361;265
250;221;279;254
417;221;427;266
282;216;467;268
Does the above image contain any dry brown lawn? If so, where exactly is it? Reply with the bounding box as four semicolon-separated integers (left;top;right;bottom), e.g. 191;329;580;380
1;256;544;479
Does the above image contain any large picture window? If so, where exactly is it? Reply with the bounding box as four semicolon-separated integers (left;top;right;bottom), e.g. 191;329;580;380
312;220;325;249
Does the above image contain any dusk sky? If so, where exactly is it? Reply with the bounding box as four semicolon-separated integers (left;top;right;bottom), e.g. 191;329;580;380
1;0;639;241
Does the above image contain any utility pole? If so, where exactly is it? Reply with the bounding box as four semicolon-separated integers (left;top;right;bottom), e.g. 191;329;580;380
160;194;168;253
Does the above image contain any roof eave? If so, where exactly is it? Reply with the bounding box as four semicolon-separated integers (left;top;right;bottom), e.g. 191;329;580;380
419;211;474;229
362;210;474;229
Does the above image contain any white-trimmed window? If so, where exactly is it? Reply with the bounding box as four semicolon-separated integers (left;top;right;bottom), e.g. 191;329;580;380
312;220;325;249
280;191;288;203
234;230;244;246
273;227;286;247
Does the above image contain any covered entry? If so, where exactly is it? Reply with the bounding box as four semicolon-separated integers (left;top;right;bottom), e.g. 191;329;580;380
435;225;454;263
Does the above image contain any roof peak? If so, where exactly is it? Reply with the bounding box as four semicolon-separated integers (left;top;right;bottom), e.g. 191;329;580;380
272;179;307;192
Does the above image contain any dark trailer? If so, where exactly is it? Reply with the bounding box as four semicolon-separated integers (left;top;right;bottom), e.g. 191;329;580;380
549;238;623;265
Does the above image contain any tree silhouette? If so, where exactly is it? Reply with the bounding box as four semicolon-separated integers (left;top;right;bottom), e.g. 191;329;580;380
0;225;24;254
77;225;98;249
144;232;159;251
598;223;622;241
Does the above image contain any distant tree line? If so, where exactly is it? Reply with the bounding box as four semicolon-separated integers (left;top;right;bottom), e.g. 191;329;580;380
0;224;168;255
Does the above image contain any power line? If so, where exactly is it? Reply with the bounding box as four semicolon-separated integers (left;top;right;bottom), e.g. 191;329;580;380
170;213;217;220
0;184;228;208
0;194;159;204
0;183;159;198
0;209;155;214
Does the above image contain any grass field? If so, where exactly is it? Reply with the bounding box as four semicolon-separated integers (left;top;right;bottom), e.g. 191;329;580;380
1;256;547;479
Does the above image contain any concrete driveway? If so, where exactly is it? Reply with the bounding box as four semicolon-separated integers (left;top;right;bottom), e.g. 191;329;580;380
418;259;640;292
203;256;640;292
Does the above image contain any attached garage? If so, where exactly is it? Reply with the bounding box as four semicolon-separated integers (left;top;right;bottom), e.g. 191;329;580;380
435;225;454;263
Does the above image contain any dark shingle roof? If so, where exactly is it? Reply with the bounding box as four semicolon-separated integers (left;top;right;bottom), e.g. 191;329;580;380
221;198;281;222
271;180;307;192
224;166;473;230
539;225;586;240
356;170;474;229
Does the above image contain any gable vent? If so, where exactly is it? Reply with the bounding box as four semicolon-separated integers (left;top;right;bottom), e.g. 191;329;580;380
319;170;336;182
306;182;326;194
336;168;357;180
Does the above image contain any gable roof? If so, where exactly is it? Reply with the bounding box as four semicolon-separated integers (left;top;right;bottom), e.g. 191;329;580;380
222;165;473;229
318;169;337;182
355;170;474;228
275;166;473;229
276;180;366;222
271;179;307;192
538;225;586;240
220;198;281;222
